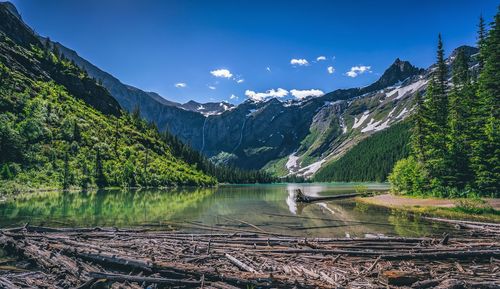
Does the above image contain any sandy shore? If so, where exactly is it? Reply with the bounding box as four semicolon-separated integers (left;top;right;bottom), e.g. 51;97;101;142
360;193;500;210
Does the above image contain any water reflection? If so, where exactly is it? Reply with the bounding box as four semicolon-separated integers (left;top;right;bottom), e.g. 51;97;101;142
0;183;456;237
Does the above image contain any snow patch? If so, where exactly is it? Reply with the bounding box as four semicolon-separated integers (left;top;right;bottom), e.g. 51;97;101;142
396;107;408;119
295;159;326;177
386;79;427;100
352;111;370;129
340;116;347;134
286;153;300;172
361;118;390;133
387;107;397;118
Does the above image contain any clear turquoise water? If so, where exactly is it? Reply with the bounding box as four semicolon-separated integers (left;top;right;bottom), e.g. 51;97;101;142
0;183;455;237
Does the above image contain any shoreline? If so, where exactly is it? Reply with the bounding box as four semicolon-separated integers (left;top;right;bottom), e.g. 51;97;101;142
357;193;500;223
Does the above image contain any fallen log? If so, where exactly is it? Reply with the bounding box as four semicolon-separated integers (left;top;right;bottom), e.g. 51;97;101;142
57;246;153;272
294;189;360;203
0;233;98;287
0;227;498;288
88;271;201;286
224;253;257;273
422;216;500;230
381;249;500;260
0;277;20;289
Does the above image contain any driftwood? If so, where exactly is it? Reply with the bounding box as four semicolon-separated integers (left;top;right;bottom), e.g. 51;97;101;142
224;253;257;273
0;223;499;289
88;271;201;285
0;277;21;289
294;189;360;203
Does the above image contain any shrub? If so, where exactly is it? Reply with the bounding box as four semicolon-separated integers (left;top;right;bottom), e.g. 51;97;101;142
388;156;426;195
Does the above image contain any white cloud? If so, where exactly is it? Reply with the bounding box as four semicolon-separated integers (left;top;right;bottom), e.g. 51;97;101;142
230;94;239;100
208;85;216;90
175;83;187;88
236;79;244;84
210;69;233;78
290;89;324;100
327;66;335;74
290;58;309;66
245;88;288;102
316;56;326;61
266;67;271;72
345;65;371;77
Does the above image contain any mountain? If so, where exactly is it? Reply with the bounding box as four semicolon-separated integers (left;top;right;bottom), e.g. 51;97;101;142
180;100;234;116
4;1;479;182
194;57;425;172
0;2;218;192
34;37;208;150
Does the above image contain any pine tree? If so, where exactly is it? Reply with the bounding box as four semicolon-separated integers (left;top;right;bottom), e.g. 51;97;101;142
472;8;500;196
95;148;107;188
62;152;70;190
477;15;487;70
80;162;90;191
422;34;449;188
447;49;473;188
73;121;81;142
0;164;13;180
411;91;427;163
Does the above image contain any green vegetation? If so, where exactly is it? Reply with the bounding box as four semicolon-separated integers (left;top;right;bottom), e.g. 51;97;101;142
389;11;499;198
0;62;216;192
454;198;496;215
357;197;500;223
314;121;411;182
0;13;274;194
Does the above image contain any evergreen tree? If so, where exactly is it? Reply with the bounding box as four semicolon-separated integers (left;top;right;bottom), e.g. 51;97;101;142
73;121;81;142
411;91;427;163
95;148;107;188
0;164;13;180
62;152;70;190
80;162;90;191
423;34;449;186
447;49;473;188
477;15;487;70
472;8;500;196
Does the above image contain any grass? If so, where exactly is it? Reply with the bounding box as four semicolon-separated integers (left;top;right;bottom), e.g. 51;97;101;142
357;195;500;223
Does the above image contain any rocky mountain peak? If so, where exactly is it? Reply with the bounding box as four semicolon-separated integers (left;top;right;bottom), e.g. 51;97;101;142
381;58;421;83
360;58;423;94
1;1;21;19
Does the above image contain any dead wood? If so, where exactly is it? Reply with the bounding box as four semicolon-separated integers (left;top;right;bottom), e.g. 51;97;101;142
0;225;498;288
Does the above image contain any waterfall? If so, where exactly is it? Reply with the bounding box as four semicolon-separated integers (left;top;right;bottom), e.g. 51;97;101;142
201;116;208;152
232;117;247;153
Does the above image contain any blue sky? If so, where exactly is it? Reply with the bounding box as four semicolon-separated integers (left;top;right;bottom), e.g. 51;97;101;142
10;0;497;104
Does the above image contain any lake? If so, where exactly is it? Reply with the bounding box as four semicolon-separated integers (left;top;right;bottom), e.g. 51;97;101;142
0;183;456;237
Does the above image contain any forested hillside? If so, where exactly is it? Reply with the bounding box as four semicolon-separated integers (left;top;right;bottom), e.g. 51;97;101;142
0;48;216;192
0;4;272;193
314;121;411;182
390;12;499;197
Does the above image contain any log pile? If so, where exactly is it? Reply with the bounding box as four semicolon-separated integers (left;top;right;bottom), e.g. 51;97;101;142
0;224;499;288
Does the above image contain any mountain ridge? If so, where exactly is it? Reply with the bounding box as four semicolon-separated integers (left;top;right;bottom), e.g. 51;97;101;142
0;1;218;191
2;1;479;180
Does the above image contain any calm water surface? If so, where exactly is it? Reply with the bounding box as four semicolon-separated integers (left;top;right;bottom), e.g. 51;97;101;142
0;183;455;237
